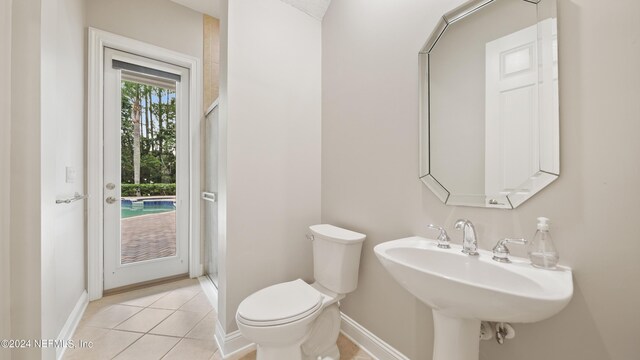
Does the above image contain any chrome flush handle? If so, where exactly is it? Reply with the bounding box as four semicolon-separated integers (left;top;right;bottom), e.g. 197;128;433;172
427;224;451;249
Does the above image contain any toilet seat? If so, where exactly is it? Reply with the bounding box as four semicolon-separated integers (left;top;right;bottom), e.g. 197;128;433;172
237;279;323;327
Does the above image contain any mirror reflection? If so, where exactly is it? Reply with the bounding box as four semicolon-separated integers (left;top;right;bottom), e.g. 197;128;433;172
420;0;559;209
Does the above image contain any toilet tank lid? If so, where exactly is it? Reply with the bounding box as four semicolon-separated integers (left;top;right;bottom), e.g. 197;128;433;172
309;224;366;244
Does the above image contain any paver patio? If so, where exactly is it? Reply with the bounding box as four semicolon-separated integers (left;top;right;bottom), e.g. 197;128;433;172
121;211;176;264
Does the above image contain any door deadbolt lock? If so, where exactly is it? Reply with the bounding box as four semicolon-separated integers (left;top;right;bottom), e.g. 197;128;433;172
106;183;116;190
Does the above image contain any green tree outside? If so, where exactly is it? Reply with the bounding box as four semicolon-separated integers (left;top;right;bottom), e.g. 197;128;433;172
121;80;177;196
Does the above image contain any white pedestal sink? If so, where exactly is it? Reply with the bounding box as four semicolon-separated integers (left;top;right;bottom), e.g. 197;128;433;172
374;237;573;360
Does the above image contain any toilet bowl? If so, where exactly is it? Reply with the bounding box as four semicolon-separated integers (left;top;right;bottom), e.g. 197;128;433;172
236;224;366;360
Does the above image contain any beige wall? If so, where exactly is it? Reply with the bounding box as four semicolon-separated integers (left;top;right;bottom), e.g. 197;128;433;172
10;0;44;358
204;15;220;110
40;0;87;356
86;0;203;60
218;0;322;333
322;0;640;359
0;0;12;358
217;0;229;332
7;0;87;358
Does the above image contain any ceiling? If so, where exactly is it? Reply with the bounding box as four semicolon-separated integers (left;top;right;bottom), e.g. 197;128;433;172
170;0;222;18
280;0;332;20
170;0;331;21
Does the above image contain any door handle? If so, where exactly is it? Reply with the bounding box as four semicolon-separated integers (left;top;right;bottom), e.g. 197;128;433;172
105;196;119;204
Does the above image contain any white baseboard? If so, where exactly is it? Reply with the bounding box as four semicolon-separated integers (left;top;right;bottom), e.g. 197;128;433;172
56;290;89;360
197;276;218;312
214;319;256;359
340;312;410;360
210;307;407;360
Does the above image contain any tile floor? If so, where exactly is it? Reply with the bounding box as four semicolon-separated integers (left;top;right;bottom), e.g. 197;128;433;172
65;278;373;360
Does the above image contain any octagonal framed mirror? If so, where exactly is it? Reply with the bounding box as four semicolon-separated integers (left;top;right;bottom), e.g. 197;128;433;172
419;0;559;209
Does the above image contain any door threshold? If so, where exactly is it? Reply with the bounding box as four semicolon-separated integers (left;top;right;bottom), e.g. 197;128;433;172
103;273;189;296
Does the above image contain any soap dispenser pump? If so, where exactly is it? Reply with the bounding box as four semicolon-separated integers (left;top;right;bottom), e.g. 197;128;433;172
527;217;559;269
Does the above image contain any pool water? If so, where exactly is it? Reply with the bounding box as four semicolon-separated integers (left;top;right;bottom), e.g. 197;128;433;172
121;200;176;219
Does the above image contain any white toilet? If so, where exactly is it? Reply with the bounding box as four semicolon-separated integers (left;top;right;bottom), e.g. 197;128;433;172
236;224;366;360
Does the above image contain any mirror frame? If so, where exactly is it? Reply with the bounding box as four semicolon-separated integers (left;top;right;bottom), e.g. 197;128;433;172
419;0;559;209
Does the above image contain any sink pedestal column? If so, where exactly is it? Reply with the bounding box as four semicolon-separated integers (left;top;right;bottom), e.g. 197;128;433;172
432;310;481;360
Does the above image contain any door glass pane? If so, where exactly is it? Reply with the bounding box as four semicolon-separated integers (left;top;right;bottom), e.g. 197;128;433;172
120;79;178;264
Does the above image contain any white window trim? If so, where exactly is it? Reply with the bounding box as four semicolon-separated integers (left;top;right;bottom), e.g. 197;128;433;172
87;27;203;300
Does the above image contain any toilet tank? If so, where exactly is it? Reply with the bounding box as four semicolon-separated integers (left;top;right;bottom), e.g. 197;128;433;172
310;224;366;294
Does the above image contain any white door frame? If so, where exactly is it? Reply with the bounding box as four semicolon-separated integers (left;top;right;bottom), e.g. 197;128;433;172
88;27;203;300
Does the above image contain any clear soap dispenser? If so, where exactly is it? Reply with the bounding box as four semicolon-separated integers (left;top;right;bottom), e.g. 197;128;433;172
527;217;559;269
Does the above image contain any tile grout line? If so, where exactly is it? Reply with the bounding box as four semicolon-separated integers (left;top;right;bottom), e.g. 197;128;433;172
158;339;181;360
89;289;197;359
133;307;180;334
181;309;214;340
67;280;215;360
112;285;200;332
146;290;207;336
108;331;144;360
109;289;210;359
147;288;201;312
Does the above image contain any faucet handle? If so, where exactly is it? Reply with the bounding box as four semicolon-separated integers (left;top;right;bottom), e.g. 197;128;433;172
427;224;451;249
492;238;527;263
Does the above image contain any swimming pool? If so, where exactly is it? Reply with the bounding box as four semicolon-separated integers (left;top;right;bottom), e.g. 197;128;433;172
121;199;176;219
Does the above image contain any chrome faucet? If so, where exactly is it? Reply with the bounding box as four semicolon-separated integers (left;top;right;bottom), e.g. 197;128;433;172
455;219;479;256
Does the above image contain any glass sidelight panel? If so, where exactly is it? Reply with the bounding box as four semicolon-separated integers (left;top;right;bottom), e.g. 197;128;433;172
203;104;219;287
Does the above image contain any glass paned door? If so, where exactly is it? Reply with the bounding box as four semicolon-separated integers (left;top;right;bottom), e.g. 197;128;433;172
103;48;190;290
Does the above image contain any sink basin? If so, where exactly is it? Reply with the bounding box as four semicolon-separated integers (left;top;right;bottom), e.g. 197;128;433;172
374;236;572;322
374;236;572;360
